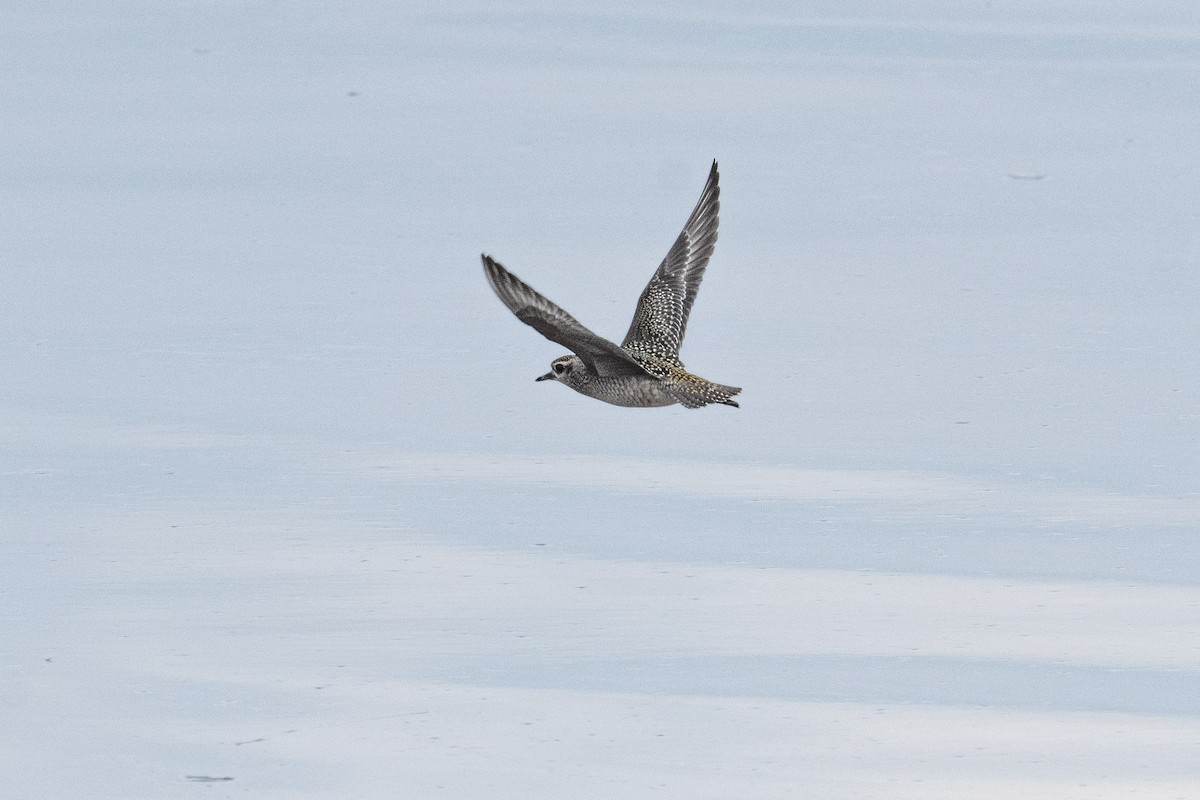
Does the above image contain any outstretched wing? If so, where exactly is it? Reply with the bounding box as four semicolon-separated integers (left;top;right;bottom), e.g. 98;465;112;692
482;255;645;377
621;160;720;362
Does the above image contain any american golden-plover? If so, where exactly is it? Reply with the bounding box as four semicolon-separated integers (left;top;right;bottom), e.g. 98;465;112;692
482;161;740;409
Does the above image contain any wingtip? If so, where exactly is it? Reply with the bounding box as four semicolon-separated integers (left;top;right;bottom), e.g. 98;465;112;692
482;254;508;294
705;160;720;195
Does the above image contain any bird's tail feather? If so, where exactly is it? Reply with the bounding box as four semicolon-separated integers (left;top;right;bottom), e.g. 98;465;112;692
663;369;741;409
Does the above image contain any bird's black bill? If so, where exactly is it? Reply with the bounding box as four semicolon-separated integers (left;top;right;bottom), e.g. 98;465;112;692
535;372;553;382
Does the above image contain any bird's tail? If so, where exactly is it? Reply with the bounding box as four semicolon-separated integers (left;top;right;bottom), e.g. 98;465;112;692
663;369;742;409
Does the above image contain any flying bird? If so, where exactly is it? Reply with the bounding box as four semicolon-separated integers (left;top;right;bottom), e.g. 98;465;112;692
482;161;740;408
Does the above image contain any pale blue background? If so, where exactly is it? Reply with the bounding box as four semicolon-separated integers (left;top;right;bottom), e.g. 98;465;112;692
3;3;1199;797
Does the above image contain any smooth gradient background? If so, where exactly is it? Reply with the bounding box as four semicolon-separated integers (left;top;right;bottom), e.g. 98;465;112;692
4;2;1199;797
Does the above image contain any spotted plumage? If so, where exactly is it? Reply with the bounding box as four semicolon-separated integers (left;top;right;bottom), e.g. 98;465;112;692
482;161;740;409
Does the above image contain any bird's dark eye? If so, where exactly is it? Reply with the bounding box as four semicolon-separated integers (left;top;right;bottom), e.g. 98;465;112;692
553;362;566;374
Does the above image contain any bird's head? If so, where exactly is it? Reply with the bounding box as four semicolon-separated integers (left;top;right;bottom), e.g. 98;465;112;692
536;354;583;384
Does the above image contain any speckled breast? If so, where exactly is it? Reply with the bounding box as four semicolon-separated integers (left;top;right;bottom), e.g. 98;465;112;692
587;375;679;408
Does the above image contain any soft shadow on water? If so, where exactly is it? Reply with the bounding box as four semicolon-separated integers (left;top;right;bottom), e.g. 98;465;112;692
409;653;1200;717
8;435;1200;585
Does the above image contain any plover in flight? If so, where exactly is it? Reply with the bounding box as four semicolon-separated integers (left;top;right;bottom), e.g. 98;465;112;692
482;161;740;409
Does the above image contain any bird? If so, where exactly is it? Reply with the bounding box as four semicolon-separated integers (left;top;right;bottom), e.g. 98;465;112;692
482;160;740;409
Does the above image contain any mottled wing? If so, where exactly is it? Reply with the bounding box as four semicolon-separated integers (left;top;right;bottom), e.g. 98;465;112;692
621;160;720;362
482;255;645;377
